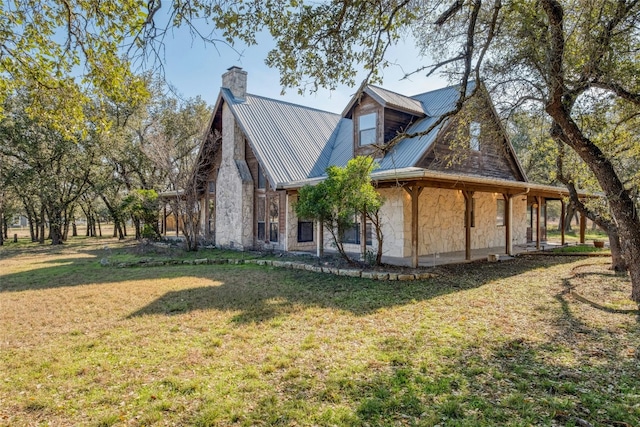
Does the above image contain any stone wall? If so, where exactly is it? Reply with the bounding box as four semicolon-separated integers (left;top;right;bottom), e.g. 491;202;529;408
215;103;254;249
290;186;529;260
417;188;466;254
417;188;528;255
286;193;317;252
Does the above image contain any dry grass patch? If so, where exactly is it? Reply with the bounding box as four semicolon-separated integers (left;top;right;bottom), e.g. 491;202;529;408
1;239;639;426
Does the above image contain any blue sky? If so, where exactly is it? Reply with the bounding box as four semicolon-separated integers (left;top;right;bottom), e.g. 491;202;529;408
156;25;447;114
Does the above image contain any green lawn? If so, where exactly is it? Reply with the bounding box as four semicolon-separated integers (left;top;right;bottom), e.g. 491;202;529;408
1;238;638;426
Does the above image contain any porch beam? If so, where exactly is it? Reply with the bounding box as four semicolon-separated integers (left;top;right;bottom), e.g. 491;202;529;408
463;190;474;260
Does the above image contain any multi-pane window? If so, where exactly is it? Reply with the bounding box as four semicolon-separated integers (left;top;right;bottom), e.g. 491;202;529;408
257;196;266;241
342;222;373;245
470;121;481;151
208;180;215;193
359;113;377;145
257;164;266;189
269;196;279;242
496;198;505;226
297;221;314;243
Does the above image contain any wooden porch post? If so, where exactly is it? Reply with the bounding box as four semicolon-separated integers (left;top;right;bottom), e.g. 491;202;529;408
316;220;324;258
504;194;512;255
163;204;167;236
204;191;210;237
535;196;541;250
360;211;367;261
579;212;586;244
560;200;566;246
463;190;474;260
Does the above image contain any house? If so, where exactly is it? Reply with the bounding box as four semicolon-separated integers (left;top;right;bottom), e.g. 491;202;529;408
189;66;584;266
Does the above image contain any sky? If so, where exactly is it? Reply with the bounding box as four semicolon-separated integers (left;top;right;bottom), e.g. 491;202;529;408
155;24;448;114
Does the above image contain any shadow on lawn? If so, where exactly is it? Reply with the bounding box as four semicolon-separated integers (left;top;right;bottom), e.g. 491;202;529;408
0;247;597;319
187;287;640;427
125;255;585;320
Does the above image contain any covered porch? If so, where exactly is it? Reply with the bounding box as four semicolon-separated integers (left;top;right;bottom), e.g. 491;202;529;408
372;169;592;268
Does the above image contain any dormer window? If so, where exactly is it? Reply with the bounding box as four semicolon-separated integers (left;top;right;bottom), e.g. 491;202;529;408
359;113;377;145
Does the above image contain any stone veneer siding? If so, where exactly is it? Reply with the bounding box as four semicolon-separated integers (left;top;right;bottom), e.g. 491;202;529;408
215;103;254;249
317;187;528;259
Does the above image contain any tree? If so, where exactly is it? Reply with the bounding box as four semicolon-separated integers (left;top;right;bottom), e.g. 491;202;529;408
0;93;94;244
296;156;384;265
0;0;151;134
121;189;160;239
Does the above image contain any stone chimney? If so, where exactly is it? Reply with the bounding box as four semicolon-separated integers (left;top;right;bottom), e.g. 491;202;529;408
222;66;247;100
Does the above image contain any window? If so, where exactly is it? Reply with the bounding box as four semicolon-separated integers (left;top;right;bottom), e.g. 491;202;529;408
359;112;377;145
269;196;279;242
465;198;476;228
257;164;266;189
342;222;373;245
257;197;266;241
297;221;314;242
496;198;505;226
208;180;215;193
470;121;481;151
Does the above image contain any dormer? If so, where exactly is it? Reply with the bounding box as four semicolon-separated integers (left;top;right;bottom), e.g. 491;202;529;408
343;84;426;157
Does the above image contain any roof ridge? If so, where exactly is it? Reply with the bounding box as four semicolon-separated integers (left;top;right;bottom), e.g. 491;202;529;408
410;80;476;99
233;91;341;117
367;84;416;99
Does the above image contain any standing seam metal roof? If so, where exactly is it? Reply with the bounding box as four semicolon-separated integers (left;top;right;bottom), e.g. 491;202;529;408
223;89;341;187
221;81;478;185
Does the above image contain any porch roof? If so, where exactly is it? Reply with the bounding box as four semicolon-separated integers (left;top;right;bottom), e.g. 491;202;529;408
280;167;589;199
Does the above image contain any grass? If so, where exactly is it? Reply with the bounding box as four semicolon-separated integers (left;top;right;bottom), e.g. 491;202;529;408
551;245;611;254
1;237;639;426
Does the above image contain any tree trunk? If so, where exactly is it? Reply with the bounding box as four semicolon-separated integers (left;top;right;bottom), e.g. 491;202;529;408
608;231;627;272
97;217;102;237
49;208;64;245
562;203;575;232
542;0;640;302
38;205;45;244
72;221;77;237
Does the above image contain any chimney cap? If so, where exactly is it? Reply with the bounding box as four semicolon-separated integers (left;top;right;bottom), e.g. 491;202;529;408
227;65;244;71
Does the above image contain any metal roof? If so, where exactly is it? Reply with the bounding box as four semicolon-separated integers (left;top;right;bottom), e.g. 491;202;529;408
223;89;341;187
366;85;425;116
221;80;502;186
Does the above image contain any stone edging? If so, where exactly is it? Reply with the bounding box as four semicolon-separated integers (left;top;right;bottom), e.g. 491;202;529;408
105;258;437;281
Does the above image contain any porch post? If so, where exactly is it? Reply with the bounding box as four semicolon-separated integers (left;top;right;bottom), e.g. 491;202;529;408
163;204;167;236
504;194;512;255
579;212;586;244
560;200;566;246
463;190;473;260
535;196;541;250
316;220;324;258
360;211;367;261
204;191;210;237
